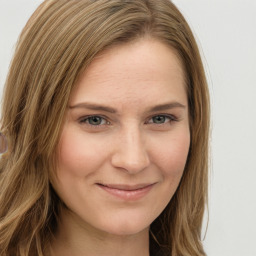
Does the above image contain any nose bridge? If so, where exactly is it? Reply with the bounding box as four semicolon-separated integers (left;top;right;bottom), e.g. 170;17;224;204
111;124;150;173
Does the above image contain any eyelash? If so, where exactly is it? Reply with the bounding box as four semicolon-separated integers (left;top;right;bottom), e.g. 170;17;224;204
147;114;178;125
78;114;179;128
79;115;110;127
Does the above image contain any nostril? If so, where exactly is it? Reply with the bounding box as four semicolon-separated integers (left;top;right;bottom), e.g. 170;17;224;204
111;153;150;174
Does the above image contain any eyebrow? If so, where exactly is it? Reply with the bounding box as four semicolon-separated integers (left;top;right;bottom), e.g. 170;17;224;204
149;102;186;112
69;102;186;113
69;103;117;113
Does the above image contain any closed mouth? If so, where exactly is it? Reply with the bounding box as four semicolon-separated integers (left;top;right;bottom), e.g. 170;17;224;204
96;182;156;201
96;183;155;191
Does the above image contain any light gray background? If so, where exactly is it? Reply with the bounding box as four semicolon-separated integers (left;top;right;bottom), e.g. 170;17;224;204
0;1;256;255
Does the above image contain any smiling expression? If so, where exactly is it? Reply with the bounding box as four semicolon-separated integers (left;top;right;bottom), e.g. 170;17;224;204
53;38;190;236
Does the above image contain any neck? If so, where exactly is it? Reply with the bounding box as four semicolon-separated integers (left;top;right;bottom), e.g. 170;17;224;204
51;208;150;256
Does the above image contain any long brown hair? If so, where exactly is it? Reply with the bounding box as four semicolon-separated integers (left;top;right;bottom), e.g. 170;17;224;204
0;0;210;255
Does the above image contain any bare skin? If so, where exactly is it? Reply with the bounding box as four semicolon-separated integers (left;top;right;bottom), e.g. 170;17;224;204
51;38;190;256
51;208;149;256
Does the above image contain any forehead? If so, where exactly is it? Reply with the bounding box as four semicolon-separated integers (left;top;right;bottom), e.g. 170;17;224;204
70;38;187;106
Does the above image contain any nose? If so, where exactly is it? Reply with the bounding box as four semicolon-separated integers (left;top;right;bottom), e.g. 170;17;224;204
111;126;150;174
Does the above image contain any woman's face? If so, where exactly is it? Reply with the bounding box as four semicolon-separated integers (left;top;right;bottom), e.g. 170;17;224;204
54;38;190;236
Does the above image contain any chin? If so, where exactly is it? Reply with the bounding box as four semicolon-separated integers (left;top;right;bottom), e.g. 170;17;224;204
96;213;152;236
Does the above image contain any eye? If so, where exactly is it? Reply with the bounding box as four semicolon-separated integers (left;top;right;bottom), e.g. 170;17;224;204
148;115;177;124
152;115;167;124
79;116;109;126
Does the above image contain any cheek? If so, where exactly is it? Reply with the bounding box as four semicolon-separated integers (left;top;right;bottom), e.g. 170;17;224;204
152;131;190;180
56;127;108;177
146;132;190;220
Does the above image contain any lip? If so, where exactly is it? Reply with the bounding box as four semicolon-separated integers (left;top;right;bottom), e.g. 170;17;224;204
96;183;156;201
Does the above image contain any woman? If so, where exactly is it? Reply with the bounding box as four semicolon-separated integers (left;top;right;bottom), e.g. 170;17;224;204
0;0;210;255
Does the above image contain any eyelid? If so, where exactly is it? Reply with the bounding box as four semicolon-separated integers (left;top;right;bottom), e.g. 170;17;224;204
77;113;179;129
146;114;179;124
78;115;111;126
